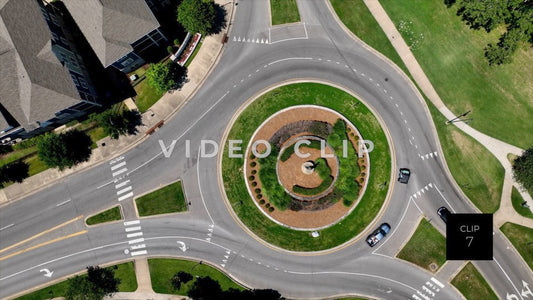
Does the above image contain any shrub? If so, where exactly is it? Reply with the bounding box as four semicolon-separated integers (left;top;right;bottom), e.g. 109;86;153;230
254;188;261;194
251;169;257;175
167;45;174;54
251;181;257;187
173;38;180;46
259;199;265;205
257;194;262;199
248;175;255;181
265;203;271;208
268;207;275;212
250;161;257;167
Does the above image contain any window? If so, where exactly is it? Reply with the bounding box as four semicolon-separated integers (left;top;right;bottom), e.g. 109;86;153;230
78;77;88;89
71;75;79;86
121;58;134;67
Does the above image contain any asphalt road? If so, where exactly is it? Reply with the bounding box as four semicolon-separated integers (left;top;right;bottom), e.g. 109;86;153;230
1;1;532;299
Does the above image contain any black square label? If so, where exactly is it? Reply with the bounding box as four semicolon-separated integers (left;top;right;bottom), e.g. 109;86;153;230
446;214;493;260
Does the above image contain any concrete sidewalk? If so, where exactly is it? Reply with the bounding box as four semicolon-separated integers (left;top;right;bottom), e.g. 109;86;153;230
0;0;235;207
359;0;533;228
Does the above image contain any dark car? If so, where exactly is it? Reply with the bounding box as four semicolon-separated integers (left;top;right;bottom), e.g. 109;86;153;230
437;206;450;223
398;168;411;184
366;223;391;247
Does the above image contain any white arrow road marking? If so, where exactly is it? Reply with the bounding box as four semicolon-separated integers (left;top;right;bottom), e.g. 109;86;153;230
177;241;187;252
507;293;520;300
40;269;53;278
522;280;533;297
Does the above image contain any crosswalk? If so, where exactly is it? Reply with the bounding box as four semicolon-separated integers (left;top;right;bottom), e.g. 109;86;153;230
411;277;444;300
109;156;134;202
123;220;147;257
232;36;269;44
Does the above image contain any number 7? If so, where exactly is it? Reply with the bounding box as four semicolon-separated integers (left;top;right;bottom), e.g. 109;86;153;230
466;236;474;247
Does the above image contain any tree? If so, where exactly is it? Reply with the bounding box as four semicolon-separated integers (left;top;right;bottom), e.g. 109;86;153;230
37;129;92;170
0;144;13;155
0;161;29;184
177;0;217;35
171;271;193;290
187;276;223;299
484;27;522;65
174;38;180;46
65;266;120;300
145;62;187;93
513;147;533;191
92;109;142;139
455;0;509;32
187;276;283;300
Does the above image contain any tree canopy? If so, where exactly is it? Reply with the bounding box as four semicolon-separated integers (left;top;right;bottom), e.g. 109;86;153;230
91;109;142;139
37;129;92;170
145;62;187;93
65;266;120;300
513;147;533;191
187;276;283;300
0;161;29;185
177;0;218;35
447;0;533;65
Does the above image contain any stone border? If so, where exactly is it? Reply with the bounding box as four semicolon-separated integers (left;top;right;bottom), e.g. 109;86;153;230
242;105;370;231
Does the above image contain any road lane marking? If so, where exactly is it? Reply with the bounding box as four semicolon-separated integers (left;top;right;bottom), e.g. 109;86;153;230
433;184;456;213
131;244;146;250
131;250;147;256
0;231;87;261
430;277;444;288
126;232;143;238
117;186;132;195
55;199;71;207
0;215;83;254
494;258;524;300
0;224;14;231
128;238;145;244
118;192;134;201
110;161;126;171
112;168;128;177
197;146;215;225
125;226;141;232
124;220;140;226
115;180;131;189
109;156;124;165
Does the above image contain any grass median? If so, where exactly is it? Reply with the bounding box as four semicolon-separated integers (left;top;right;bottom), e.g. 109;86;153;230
270;0;300;25
452;262;498;300
86;206;122;225
330;0;504;213
136;180;187;217
397;219;446;272
148;258;243;295
500;222;533;271
222;82;391;251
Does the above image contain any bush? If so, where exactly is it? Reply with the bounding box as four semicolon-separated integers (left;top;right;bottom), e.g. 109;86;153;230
13;135;44;151
37;129;92;170
250;161;256;167
145;62;187;93
268;207;275;212
0;144;13;155
251;181;257;187
167;45;174;54
92;109;142;139
513;147;533;191
251;169;257;175
257;145;292;210
259;199;265;205
174;38;180;46
248;175;255;181
254;188;261;194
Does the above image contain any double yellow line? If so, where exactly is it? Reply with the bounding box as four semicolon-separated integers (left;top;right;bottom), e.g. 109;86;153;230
0;216;87;261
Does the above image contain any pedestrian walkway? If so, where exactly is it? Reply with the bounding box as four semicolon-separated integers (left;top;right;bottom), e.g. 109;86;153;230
357;0;533;228
0;0;235;207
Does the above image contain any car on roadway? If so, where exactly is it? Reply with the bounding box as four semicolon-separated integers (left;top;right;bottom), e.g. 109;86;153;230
437;206;450;223
366;223;391;247
398;168;411;184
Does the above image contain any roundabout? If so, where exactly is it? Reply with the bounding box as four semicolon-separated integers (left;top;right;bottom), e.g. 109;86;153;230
221;82;392;251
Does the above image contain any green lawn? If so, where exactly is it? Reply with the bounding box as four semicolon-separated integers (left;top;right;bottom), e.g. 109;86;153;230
270;0;300;25
330;0;409;75
135;181;187;217
24;155;48;177
397;219;446;272
222;83;391;251
427;101;504;213
511;187;533;219
148;258;243;295
133;78;165;113
0;146;37;168
15;262;137;300
87;126;107;148
86;206;122;225
379;0;533;149
500;222;533;271
452;262;498;300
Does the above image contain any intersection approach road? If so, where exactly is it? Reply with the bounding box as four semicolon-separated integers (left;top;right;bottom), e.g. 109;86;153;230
1;1;532;299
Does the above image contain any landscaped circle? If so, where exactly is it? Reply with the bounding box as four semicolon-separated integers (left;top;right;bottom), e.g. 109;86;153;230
220;82;392;251
244;106;369;229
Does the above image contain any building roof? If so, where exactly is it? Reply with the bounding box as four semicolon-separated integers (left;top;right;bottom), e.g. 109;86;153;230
63;0;160;67
0;0;81;132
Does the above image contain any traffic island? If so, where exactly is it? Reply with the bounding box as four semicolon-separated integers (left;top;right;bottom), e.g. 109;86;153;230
221;82;392;251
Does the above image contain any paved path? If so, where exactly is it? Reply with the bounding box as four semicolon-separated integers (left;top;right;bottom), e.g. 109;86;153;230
361;0;533;228
0;0;234;208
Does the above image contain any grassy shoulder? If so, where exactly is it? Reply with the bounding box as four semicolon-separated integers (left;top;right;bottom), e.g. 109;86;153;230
397;218;446;272
330;0;504;213
135;180;187;217
451;262;498;300
379;0;533;149
15;262;137;300
134;78;165;113
222;83;391;251
86;206;122;225
270;0;300;25
511;187;533;219
500;222;533;271
148;258;243;295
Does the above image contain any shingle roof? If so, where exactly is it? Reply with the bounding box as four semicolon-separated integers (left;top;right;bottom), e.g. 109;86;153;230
63;0;160;67
0;0;81;132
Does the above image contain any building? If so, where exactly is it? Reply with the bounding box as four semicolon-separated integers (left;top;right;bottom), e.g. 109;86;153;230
0;0;101;141
63;0;167;73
